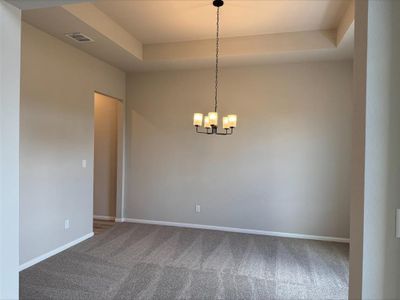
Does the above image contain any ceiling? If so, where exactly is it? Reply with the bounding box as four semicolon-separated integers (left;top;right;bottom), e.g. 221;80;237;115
7;0;90;10
18;0;354;72
94;0;350;44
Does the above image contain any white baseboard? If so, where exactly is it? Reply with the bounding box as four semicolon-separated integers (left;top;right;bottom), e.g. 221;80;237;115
123;218;349;243
19;232;94;271
115;217;125;223
93;215;115;221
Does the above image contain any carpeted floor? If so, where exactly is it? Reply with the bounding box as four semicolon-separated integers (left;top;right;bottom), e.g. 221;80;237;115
20;223;349;299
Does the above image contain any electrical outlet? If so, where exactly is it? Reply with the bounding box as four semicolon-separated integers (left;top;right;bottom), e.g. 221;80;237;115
64;219;70;230
195;204;201;213
82;160;87;168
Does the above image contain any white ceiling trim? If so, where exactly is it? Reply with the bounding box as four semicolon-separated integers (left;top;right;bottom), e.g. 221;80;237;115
337;0;355;45
21;1;354;71
63;3;143;60
62;2;351;63
144;30;336;62
6;0;92;10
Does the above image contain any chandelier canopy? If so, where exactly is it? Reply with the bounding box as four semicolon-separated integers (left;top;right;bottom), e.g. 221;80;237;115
193;0;237;135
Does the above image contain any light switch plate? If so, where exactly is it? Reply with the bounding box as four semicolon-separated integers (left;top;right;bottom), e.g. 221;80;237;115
195;204;201;213
65;219;70;230
82;160;87;168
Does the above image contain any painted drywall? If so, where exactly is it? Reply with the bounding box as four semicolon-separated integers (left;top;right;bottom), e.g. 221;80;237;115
93;93;119;218
0;1;20;298
125;61;353;239
348;0;367;298
361;1;400;299
19;22;125;265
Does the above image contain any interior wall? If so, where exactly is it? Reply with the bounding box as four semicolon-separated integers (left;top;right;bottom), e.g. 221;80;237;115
0;1;20;298
93;93;119;218
361;1;400;298
125;61;353;239
348;0;367;298
20;23;125;265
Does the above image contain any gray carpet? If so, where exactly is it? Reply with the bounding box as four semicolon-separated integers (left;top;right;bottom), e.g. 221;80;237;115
20;223;349;299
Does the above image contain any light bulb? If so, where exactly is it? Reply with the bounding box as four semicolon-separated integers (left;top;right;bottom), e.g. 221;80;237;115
193;113;203;126
204;116;211;128
208;112;218;126
223;117;229;129
228;114;237;128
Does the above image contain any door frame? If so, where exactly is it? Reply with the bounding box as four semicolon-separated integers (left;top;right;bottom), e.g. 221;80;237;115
94;91;126;222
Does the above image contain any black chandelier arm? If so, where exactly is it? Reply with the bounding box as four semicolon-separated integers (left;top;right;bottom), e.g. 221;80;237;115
195;126;233;135
215;128;233;135
195;126;212;134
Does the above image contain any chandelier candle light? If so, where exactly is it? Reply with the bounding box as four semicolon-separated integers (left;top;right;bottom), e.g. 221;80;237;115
193;0;237;135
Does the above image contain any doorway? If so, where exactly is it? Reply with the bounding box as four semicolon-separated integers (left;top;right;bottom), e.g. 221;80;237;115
93;92;122;234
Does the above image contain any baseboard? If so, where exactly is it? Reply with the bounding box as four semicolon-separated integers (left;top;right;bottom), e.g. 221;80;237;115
19;232;94;271
123;218;350;243
115;217;125;223
93;215;115;221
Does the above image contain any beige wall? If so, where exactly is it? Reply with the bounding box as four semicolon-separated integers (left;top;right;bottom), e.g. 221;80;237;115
93;93;120;218
348;0;367;298
20;23;125;265
125;61;353;239
0;1;20;298
359;1;400;298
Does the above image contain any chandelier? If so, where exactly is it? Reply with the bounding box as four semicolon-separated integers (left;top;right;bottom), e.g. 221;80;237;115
193;0;237;135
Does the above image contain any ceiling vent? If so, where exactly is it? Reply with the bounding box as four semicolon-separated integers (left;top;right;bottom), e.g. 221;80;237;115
65;32;94;43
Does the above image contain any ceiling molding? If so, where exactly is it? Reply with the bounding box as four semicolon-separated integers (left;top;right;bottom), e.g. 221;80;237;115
337;0;355;46
62;3;143;60
21;1;354;72
144;30;336;62
6;0;92;10
93;0;350;45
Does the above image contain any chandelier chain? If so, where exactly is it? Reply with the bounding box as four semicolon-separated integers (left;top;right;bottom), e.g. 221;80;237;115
193;1;236;136
214;6;220;112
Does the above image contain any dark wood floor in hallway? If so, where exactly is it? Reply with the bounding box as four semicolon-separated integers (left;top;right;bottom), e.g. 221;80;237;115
93;219;115;235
